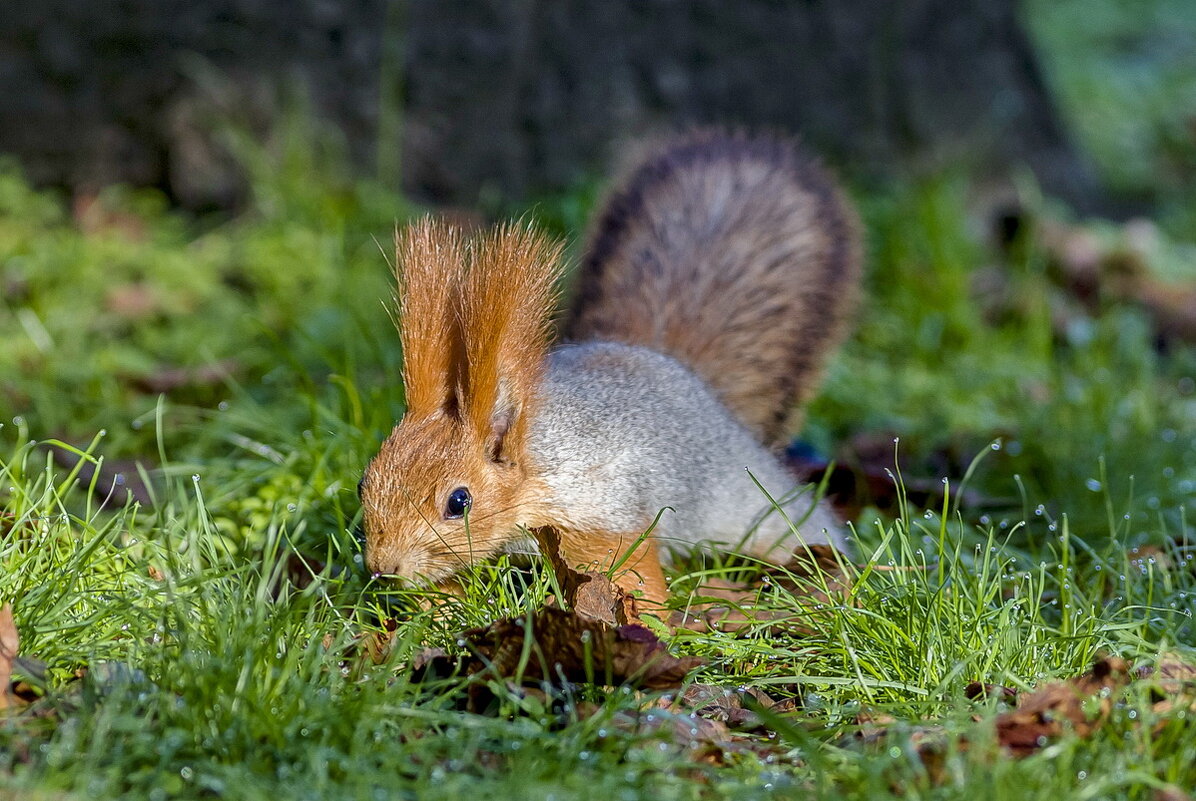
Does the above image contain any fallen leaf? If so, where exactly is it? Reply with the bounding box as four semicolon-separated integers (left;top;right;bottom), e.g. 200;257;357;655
853;652;1196;784
533;526;638;626
465;608;703;690
675;683;788;731
1038;215;1196;344
963;681;1018;703
994;657;1132;755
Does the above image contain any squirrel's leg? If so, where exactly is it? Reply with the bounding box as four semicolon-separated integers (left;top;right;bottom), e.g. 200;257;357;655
553;531;670;609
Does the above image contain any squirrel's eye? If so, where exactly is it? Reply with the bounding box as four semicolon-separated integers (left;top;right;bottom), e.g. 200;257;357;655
444;487;472;519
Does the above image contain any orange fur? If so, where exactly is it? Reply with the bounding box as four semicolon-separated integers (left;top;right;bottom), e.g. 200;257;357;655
459;223;564;463
394;219;466;418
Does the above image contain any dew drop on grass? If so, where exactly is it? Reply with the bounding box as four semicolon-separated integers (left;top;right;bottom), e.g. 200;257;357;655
1034;504;1046;516
286;503;297;512
131;419;143;430
218;401;230;411
192;474;200;483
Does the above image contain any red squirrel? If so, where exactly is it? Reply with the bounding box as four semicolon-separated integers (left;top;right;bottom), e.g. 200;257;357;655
360;129;862;608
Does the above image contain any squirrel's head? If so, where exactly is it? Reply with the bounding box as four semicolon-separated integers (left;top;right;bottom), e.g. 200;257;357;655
360;408;530;584
360;218;561;585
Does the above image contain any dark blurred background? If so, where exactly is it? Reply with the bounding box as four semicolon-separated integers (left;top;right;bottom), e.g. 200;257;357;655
0;0;1111;214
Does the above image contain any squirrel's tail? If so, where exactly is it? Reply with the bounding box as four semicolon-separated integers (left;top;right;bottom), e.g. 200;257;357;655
565;129;863;445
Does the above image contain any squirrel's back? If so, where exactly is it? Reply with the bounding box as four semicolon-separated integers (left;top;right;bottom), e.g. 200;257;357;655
566;129;862;444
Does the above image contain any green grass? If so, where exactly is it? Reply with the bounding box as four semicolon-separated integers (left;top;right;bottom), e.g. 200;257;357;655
3;9;1196;798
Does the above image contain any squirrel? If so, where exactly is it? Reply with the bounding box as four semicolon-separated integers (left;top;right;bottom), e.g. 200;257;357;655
360;129;863;608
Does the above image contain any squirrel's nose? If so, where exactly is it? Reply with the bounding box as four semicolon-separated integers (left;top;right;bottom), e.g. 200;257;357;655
365;548;421;582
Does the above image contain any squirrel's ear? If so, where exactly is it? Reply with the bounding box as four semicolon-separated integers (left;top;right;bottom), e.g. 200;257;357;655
460;224;563;464
484;379;518;463
394;218;467;419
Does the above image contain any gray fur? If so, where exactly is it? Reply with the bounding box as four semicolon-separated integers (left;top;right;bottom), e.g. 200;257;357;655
527;342;848;561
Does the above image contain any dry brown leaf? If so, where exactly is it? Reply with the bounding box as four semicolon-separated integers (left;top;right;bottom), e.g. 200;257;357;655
466;608;703;689
675;683;791;731
1039;216;1196;344
994;656;1132;755
407;608;703;708
853;652;1196;786
963;681;1018;703
0;603;19;710
533;526;639;625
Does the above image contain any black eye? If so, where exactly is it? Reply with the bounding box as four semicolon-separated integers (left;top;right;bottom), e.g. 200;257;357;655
444;487;472;519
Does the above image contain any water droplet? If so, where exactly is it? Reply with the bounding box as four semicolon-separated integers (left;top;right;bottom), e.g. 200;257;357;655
1085;479;1102;492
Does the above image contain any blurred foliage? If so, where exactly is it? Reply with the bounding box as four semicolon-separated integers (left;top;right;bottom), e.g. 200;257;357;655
1026;0;1196;225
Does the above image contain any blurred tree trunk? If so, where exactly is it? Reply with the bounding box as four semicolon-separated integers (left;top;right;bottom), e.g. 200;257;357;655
0;0;1098;210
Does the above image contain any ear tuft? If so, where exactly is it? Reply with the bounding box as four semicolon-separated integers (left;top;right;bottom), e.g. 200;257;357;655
460;223;564;462
394;218;467;419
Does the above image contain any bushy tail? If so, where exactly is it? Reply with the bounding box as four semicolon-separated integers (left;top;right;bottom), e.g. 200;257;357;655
565;129;863;445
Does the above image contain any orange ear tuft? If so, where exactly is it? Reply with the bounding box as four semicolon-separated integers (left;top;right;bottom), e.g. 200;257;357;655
459;223;564;462
394;218;466;418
